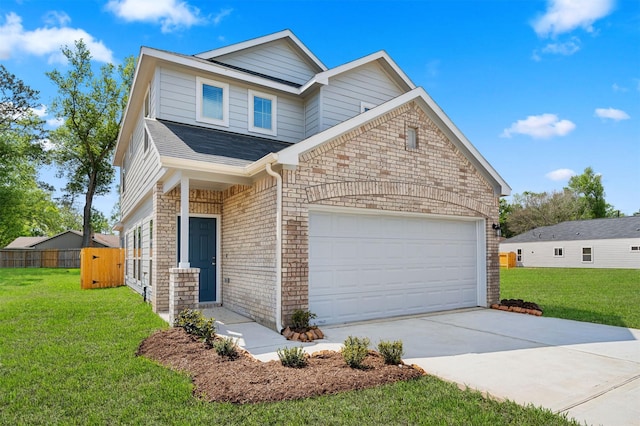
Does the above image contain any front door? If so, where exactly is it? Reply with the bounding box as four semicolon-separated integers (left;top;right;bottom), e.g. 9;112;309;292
178;217;217;302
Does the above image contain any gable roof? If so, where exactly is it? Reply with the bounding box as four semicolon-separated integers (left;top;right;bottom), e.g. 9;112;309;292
503;216;640;243
194;29;327;72
276;87;511;196
4;236;47;249
4;231;120;249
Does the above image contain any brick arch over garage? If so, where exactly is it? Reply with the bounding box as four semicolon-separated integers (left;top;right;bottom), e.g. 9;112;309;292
305;181;494;218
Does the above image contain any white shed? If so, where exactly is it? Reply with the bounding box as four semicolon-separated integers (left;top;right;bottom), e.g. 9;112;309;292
500;216;640;269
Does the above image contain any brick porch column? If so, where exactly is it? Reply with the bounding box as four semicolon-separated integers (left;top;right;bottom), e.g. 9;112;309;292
168;267;200;323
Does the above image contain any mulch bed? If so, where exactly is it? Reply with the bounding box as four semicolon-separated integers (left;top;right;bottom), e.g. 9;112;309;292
137;327;424;404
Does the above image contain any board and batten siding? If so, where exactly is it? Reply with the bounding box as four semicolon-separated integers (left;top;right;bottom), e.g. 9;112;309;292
501;238;640;269
120;112;163;219
213;39;318;86
320;62;404;131
158;66;304;143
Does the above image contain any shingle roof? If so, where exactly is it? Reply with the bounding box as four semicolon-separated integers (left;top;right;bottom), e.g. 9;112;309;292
504;216;640;243
147;119;293;165
4;236;48;249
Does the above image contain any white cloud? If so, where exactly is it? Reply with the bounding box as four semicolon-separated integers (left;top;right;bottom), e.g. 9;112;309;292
0;12;113;63
213;8;233;26
546;168;576;181
43;11;71;27
612;83;627;92
541;38;581;55
532;0;615;37
595;107;630;121
501;113;576;139
29;104;64;128
106;0;204;33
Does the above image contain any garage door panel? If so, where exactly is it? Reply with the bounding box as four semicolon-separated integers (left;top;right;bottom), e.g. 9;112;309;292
309;211;481;325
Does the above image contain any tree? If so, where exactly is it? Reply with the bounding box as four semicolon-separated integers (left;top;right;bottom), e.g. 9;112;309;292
0;66;58;247
47;40;135;247
505;190;581;236
566;167;609;219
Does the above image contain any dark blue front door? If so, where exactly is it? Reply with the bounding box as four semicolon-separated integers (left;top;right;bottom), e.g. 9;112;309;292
178;217;217;302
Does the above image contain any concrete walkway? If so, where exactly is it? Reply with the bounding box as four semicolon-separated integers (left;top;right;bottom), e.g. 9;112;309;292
210;308;640;426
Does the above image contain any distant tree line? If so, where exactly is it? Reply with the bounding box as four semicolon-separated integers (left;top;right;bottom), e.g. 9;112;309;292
499;167;625;238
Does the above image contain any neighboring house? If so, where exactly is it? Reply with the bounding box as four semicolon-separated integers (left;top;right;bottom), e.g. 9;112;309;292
500;216;640;269
113;30;511;329
4;230;120;249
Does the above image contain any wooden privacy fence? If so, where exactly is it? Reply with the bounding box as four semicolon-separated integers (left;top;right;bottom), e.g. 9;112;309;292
0;249;81;268
81;248;125;289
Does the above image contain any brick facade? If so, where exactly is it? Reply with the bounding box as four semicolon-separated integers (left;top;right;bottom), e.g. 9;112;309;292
150;101;500;329
280;102;500;324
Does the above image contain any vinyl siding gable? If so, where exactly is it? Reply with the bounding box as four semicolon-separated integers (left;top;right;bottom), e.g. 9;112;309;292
320;61;405;131
212;39;318;86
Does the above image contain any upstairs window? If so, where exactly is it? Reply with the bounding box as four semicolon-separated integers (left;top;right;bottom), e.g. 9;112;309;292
144;89;150;117
196;77;229;126
248;89;277;136
406;126;418;150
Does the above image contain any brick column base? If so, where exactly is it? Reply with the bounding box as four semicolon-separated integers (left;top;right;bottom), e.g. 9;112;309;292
168;268;200;324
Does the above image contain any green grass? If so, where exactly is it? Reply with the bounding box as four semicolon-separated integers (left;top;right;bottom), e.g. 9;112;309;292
501;268;640;329
0;268;580;425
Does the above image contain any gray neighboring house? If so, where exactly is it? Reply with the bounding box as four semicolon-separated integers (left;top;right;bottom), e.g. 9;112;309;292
500;216;640;269
4;230;120;250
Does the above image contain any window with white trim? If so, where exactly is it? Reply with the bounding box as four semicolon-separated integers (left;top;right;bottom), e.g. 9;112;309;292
516;248;522;262
196;77;229;126
630;245;640;252
582;247;593;263
144;89;150;117
406;126;418;150
554;247;564;257
248;89;277;135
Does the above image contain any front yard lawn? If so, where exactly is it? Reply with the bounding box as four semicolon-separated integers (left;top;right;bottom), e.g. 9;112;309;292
0;268;580;425
501;268;640;329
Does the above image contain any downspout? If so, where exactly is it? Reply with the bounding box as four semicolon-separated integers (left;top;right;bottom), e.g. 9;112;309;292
265;162;283;332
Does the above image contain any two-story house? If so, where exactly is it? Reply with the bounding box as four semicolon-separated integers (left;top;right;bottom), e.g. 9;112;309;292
113;30;510;329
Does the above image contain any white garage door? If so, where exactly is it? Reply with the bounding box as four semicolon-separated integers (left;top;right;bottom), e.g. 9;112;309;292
309;210;483;325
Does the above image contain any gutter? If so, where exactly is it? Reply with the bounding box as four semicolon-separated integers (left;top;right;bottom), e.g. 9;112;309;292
265;162;283;332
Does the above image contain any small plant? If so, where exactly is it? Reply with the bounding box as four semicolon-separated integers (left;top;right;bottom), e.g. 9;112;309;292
173;308;216;344
290;309;317;330
277;346;308;368
213;336;239;359
377;340;404;365
342;336;370;369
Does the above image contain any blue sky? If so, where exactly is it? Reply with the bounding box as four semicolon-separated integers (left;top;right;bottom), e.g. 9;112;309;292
1;0;639;217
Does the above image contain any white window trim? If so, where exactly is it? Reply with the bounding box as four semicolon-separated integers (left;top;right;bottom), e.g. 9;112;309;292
630;245;640;253
553;247;564;257
248;89;277;136
360;101;375;113
581;246;593;263
144;86;150;118
406;126;418;150
196;77;229;127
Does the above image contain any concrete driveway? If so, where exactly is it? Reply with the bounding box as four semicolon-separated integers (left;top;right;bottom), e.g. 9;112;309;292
215;308;640;426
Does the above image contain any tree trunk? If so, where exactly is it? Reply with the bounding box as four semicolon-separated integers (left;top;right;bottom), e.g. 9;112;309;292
82;173;97;248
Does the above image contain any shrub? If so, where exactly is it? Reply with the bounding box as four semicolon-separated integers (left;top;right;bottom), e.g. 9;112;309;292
213;336;239;359
342;336;370;369
290;309;317;330
277;346;308;368
173;308;216;344
377;340;404;365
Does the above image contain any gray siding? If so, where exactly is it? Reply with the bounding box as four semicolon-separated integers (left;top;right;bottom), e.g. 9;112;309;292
304;90;320;138
120;111;163;219
320;62;404;131
157;65;304;143
500;238;640;269
214;39;317;86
